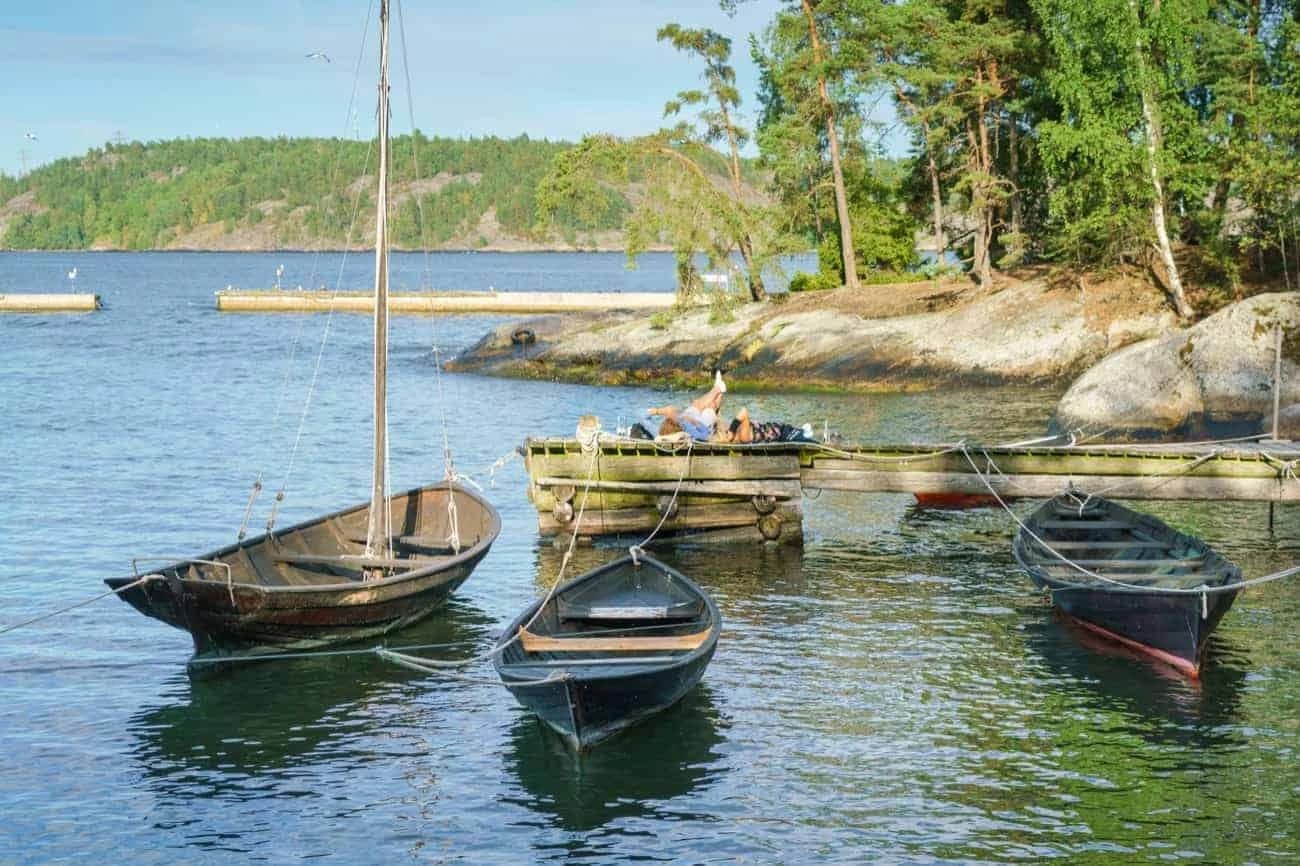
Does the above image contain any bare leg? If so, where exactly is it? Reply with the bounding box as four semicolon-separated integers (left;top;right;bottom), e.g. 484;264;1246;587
689;386;723;413
733;407;754;443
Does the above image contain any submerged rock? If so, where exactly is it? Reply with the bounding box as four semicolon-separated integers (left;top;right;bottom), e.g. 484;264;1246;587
1054;292;1300;438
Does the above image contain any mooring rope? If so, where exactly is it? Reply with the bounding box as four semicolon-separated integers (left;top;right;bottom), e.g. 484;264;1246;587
376;648;568;686
0;574;158;637
630;439;695;561
811;440;968;464
377;428;604;675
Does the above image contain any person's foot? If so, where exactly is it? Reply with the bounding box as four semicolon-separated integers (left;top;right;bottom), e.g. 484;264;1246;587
713;368;727;394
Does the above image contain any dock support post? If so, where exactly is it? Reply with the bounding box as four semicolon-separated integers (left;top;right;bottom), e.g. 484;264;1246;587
1273;323;1283;441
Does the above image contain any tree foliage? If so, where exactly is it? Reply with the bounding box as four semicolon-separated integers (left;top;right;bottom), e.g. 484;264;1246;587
0;135;626;250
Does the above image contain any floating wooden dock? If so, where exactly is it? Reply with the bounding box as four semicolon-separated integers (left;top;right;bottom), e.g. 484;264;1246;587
0;293;101;313
524;437;1300;543
215;289;676;314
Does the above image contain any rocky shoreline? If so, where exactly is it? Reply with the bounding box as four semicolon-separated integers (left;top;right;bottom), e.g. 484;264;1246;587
452;275;1300;440
449;271;1178;393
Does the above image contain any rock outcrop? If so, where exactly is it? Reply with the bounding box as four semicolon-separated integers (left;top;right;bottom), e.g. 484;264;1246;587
1053;292;1300;438
450;274;1178;391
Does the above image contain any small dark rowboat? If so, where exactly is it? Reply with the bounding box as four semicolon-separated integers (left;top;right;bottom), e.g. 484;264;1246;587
1013;494;1242;676
493;553;720;751
106;482;499;672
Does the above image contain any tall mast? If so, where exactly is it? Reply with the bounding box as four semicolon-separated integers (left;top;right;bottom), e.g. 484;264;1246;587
365;0;391;557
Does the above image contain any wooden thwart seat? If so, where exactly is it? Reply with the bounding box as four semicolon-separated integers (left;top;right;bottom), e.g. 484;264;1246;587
1037;519;1140;530
518;626;711;653
271;553;431;570
558;602;702;622
1067;557;1206;568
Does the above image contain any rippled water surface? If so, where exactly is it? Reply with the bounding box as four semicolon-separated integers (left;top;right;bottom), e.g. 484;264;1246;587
2;252;1298;864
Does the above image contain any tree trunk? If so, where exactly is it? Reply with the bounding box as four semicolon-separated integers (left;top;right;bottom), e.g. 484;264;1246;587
1008;116;1021;239
924;120;944;259
720;103;765;301
1131;0;1193;319
802;0;859;290
966;97;994;288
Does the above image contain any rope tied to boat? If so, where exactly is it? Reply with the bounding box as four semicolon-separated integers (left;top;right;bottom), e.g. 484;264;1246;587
627;439;695;561
376;647;569;686
0;573;160;637
374;428;604;675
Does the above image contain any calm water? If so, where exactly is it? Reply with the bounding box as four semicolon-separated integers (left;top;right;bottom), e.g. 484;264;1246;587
2;251;1298;865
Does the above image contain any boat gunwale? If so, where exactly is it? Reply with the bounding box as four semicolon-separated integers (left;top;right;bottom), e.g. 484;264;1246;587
117;480;501;597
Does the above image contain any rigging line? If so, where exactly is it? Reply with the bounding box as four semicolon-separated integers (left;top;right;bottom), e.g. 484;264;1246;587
238;4;377;540
0;575;157;637
237;310;309;540
394;0;460;555
304;0;377;295
958;446;1293;596
269;0;379;530
394;0;455;489
244;0;378;537
267;138;377;532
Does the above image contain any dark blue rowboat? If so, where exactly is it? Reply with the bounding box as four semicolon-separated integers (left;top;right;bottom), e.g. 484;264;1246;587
494;553;721;751
1013;494;1242;676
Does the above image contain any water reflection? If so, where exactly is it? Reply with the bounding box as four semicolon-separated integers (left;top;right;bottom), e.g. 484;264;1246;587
1023;612;1247;747
128;600;494;786
501;686;726;833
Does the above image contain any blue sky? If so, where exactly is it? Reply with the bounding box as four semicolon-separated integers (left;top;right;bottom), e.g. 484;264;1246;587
1;0;810;178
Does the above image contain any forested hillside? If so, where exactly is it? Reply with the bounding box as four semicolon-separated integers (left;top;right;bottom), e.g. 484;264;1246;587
0;135;639;251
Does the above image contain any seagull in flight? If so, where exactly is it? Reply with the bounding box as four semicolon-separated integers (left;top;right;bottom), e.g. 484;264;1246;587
24;132;38;142
305;51;331;63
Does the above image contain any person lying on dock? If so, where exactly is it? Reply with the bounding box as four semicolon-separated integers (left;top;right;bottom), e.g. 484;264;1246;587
645;371;727;441
724;407;816;444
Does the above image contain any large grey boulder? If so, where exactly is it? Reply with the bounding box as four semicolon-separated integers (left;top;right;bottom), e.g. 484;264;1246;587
1055;292;1300;437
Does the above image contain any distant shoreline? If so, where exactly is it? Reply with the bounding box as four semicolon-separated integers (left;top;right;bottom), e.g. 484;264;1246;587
0;246;682;255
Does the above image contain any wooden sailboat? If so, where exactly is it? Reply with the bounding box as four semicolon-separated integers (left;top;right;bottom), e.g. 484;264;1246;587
1013;495;1241;676
107;0;500;670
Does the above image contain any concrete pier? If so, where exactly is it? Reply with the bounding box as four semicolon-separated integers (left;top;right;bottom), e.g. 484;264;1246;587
215;289;677;314
0;293;101;313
